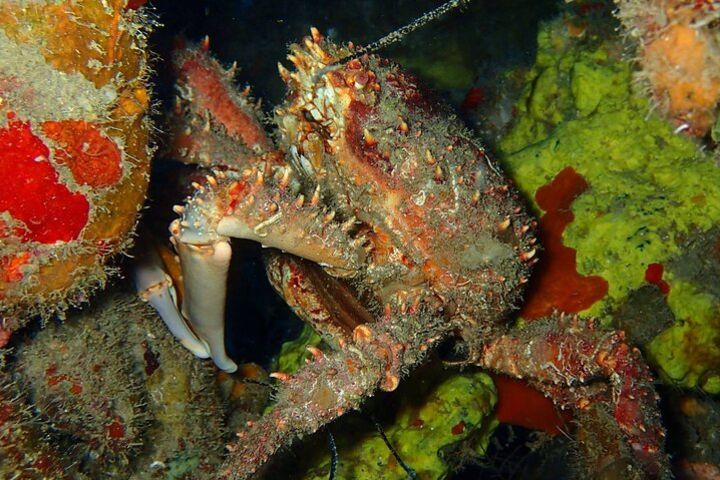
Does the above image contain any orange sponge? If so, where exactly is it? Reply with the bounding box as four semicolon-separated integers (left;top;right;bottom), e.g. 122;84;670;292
616;0;720;136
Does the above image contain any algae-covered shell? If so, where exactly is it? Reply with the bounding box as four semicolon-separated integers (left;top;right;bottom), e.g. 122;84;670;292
0;373;79;479
13;293;228;478
16;297;151;475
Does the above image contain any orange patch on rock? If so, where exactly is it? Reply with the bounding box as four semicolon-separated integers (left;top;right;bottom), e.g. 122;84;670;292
0;116;89;243
125;0;147;10
0;328;11;348
42;120;122;188
644;262;670;295
106;416;126;439
643;22;720;135
451;420;466;435
492;374;572;435
0;252;30;283
520;167;608;319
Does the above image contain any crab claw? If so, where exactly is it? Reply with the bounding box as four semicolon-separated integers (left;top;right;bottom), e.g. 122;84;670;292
133;241;211;359
170;219;238;373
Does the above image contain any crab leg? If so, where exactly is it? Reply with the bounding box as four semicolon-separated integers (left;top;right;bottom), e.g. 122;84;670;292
169;40;273;169
170;162;364;372
133;236;210;359
166;41;370;370
173;237;235;371
218;307;453;479
477;315;670;478
264;251;376;347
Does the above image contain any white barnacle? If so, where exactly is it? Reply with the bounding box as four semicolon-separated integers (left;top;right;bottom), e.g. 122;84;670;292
411;190;426;206
253;211;283;237
289;144;316;178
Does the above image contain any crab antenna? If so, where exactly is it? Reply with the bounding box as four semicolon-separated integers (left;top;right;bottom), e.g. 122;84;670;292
327;430;338;480
331;0;472;65
367;413;418;479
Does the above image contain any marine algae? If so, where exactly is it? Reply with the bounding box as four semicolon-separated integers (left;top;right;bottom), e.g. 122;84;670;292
500;19;720;393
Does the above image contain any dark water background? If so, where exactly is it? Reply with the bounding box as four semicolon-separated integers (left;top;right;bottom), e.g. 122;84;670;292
151;0;557;104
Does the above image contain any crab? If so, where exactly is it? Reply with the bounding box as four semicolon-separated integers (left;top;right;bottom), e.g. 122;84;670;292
136;25;671;480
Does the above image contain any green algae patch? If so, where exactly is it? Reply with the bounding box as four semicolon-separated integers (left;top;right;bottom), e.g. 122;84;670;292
513;108;720;311
499;25;633;154
163;453;201;480
297;364;497;480
648;278;720;393
394;40;475;92
273;323;323;375
498;20;720;392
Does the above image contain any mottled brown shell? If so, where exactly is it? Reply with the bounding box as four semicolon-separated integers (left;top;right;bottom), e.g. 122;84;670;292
276;33;536;330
